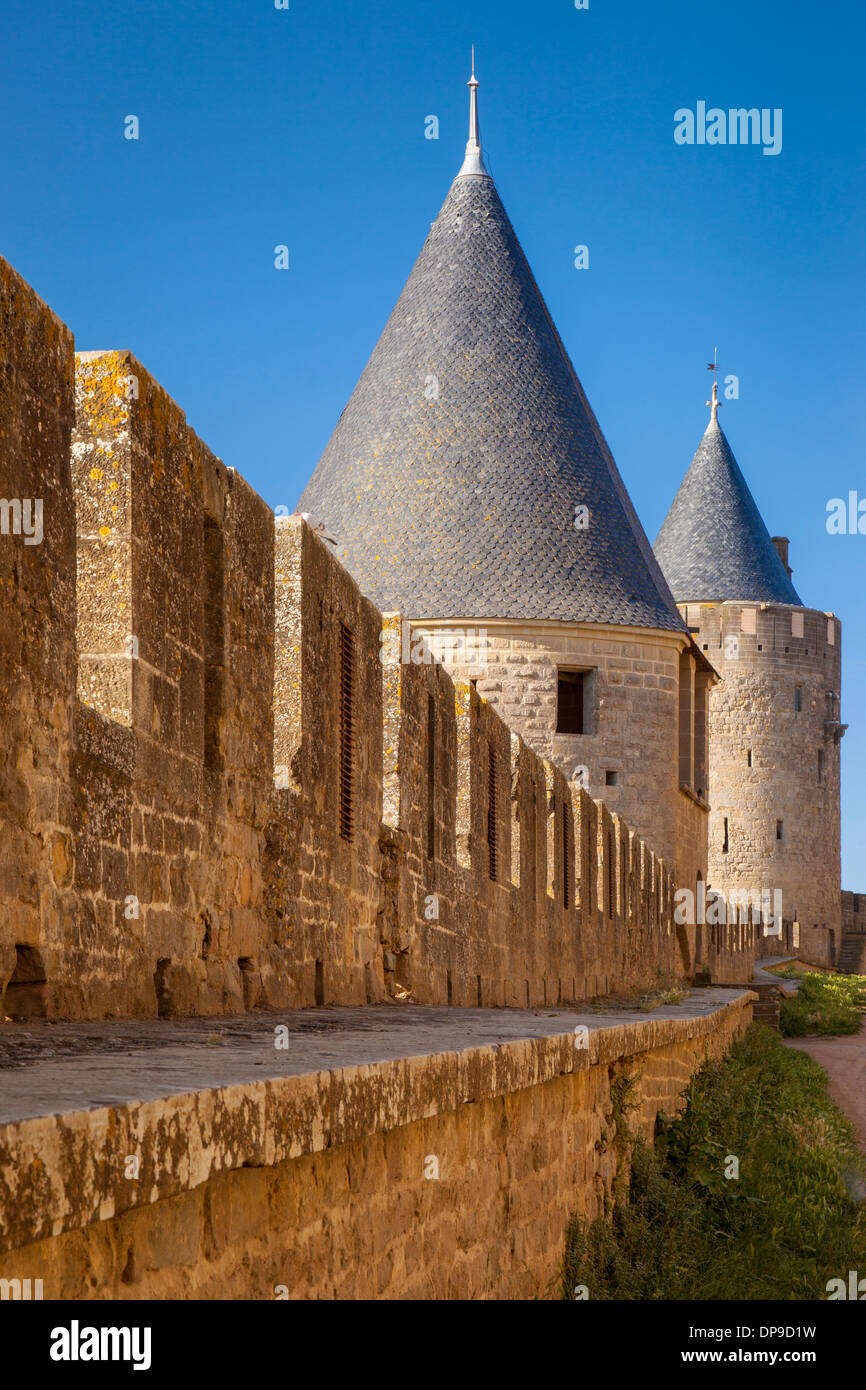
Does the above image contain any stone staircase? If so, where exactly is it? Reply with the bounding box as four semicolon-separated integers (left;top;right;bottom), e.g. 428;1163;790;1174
838;930;866;975
750;981;782;1029
745;957;802;1031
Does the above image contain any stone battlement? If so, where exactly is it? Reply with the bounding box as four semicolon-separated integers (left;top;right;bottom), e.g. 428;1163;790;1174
0;255;757;1021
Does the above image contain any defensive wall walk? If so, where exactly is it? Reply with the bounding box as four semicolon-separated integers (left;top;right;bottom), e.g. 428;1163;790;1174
0;991;754;1298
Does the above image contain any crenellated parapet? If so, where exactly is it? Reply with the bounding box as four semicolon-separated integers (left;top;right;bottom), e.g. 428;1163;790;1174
0;255;759;1020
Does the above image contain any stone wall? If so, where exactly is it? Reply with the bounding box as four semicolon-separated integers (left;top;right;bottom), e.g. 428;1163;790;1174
685;600;843;966
840;891;866;974
0;254;757;1023
0;993;753;1299
412;619;712;894
0;259;78;1022
69;348;293;1018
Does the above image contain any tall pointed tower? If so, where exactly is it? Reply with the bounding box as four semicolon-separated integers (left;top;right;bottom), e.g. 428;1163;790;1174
654;381;844;965
299;62;713;887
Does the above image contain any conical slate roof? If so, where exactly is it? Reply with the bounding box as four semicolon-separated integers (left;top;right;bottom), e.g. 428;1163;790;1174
654;407;802;605
297;72;684;632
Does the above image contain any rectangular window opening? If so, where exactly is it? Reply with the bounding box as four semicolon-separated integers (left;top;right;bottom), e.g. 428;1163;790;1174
339;623;356;842
556;669;586;734
605;769;618;786
794;686;803;712
747;749;752;767
723;817;729;854
776;819;784;841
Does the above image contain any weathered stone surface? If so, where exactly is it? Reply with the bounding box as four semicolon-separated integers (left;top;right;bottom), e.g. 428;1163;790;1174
0;256;77;1022
414;619;709;891
0;992;753;1297
687;600;843;966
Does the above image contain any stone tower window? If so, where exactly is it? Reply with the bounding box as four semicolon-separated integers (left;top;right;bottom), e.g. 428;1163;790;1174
794;686;803;712
605;770;618;786
487;741;498;882
678;651;696;789
817;749;824;785
338;623;356;842
556;669;588;734
694;671;709;799
747;749;752;767
776;820;784;841
723;817;729;853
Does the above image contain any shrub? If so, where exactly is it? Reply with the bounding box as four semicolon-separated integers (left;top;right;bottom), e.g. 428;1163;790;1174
780;972;866;1037
561;1025;866;1300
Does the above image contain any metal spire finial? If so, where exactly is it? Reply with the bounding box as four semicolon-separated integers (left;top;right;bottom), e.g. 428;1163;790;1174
457;48;489;178
706;349;721;423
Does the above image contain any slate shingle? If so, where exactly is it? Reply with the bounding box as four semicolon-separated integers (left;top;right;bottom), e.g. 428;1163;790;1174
654;415;802;606
297;165;685;632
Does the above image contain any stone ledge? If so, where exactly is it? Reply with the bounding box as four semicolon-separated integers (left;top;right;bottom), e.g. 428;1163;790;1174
678;783;710;812
73;701;135;778
0;992;754;1257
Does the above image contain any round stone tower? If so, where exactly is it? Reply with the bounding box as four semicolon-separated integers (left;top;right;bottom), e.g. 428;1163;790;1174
654;386;844;965
298;63;712;889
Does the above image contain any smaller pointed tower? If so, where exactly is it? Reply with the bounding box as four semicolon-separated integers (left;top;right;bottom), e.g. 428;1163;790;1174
655;379;802;606
654;375;844;966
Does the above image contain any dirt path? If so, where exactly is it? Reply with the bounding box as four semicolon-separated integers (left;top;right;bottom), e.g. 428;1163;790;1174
784;1024;866;1152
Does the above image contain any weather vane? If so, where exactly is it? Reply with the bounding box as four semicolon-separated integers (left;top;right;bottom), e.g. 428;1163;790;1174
706;348;721;422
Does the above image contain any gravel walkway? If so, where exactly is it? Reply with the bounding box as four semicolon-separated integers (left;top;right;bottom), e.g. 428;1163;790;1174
784;1023;866;1153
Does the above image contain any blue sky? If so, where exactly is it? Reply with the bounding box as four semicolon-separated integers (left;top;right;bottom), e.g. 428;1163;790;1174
2;0;864;883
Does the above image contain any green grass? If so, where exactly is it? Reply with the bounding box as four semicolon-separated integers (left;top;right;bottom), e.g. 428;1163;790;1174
627;984;688;1012
780;971;866;1037
560;1024;866;1300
